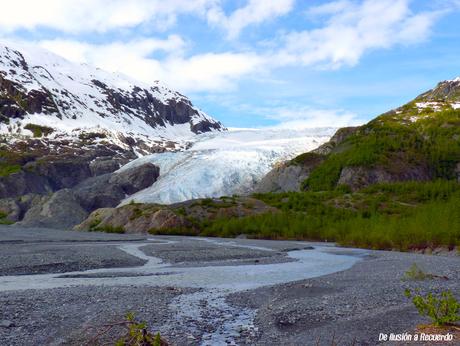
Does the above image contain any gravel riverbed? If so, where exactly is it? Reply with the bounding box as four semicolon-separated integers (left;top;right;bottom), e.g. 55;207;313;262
0;225;458;345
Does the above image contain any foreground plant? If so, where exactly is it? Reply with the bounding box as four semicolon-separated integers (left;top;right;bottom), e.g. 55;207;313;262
405;289;460;326
85;312;168;346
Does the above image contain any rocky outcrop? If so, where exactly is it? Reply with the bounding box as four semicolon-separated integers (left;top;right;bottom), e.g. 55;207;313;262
337;165;432;191
255;153;325;193
0;162;160;229
75;196;277;234
0;134;137;199
19;189;88;229
310;126;359;156
73;163;159;211
254;127;359;193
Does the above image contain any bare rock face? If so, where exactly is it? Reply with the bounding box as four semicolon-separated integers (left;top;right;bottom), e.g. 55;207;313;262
73;163;159;211
4;162;160;229
0;198;22;222
19;189;88;229
311;127;359;156
255;153;325;193
337;165;432;191
109;163;160;195
255;163;310;193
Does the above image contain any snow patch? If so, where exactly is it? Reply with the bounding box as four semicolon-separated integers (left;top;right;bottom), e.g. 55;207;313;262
415;102;441;111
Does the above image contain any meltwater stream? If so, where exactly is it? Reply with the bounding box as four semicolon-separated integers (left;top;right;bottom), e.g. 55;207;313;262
0;237;367;345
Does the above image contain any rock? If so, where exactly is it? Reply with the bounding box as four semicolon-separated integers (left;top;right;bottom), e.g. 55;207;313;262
109;163;159;195
255;163;311;193
255;154;324;193
75;206;189;234
0;320;14;328
29;158;93;190
89;157;121;176
0;171;52;199
19;189;88;229
75;196;276;234
74;163;159;211
311;126;359;156
0;198;22;222
73;174;124;211
337;165;432;191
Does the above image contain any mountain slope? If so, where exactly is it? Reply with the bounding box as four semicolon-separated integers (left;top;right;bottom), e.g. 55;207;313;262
0;41;225;209
260;78;460;192
0;42;224;154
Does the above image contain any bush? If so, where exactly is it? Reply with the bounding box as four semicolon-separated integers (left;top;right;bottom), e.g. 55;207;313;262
403;264;434;281
405;289;460;326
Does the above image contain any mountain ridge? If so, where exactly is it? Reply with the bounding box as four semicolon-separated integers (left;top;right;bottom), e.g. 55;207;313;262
0;42;225;155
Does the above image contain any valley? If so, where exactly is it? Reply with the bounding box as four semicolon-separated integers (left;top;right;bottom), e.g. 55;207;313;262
0;41;459;346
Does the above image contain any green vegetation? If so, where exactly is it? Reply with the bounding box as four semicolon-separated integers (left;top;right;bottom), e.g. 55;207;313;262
405;289;460;326
92;224;125;234
195;181;460;251
86;312;167;346
290;152;324;166
115;313;163;346
86;181;459;251
302;108;460;191
0;211;13;225
24;123;54;137
88;217;125;234
78;132;107;141
191;197;237;209
403;264;435;281
0;162;21;177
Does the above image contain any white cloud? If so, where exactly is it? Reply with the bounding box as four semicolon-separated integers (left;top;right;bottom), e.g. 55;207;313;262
275;0;441;69
0;0;294;38
34;0;444;94
0;0;217;33
207;0;295;39
262;106;361;129
39;38;263;93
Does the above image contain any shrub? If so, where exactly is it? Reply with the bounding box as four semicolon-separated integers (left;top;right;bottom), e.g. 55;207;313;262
403;264;433;281
405;289;460;326
86;312;168;346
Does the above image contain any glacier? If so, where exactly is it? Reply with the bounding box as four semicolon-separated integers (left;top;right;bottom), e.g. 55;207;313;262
120;127;336;204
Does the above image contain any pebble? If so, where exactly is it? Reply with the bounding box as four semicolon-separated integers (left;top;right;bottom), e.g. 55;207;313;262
0;320;14;328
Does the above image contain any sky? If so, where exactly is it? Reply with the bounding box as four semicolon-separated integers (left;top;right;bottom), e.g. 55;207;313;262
1;0;460;129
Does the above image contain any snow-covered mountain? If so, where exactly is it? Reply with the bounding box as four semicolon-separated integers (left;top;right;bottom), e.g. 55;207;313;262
0;42;224;154
119;127;336;204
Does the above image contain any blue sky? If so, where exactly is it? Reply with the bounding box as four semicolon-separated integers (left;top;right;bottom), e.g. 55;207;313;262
1;0;460;128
